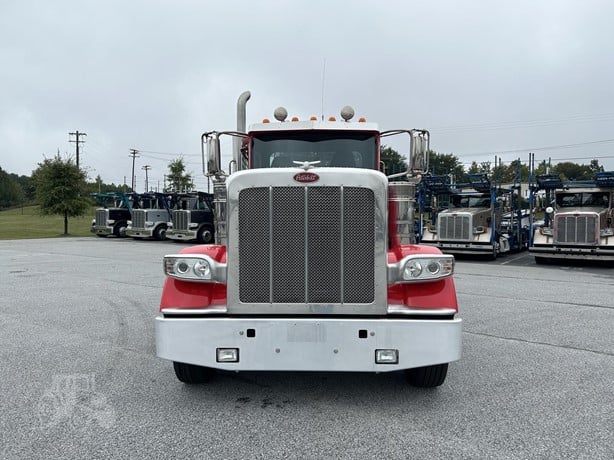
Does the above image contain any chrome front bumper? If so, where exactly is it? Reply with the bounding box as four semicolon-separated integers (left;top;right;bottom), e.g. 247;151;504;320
155;315;462;372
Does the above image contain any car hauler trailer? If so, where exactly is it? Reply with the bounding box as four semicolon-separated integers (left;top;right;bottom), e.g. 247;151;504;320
529;171;614;263
420;173;528;259
155;92;462;387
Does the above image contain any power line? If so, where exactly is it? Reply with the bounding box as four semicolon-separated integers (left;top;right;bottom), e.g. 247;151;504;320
138;149;199;157
432;112;614;134
456;138;614;159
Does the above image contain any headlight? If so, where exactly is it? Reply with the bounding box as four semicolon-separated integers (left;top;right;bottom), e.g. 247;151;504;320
164;254;226;282
541;227;553;236
389;254;454;283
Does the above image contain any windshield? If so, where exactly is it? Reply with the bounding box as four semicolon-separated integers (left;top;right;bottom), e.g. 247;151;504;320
450;194;491;208
556;192;610;208
250;131;378;169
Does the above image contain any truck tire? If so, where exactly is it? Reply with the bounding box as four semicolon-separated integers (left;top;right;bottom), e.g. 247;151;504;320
113;222;128;238
405;363;448;388
153;225;167;241
197;225;214;244
173;362;214;384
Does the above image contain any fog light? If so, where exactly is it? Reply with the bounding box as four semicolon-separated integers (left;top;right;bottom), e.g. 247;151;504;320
216;348;239;363
375;349;399;364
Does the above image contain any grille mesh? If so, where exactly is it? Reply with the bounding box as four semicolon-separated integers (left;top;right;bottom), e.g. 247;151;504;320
555;215;597;244
172;211;189;230
239;186;375;304
132;209;146;228
438;214;471;240
95;209;108;226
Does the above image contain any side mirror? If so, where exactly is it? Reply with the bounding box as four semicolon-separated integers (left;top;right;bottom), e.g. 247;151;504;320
410;130;429;173
206;134;221;176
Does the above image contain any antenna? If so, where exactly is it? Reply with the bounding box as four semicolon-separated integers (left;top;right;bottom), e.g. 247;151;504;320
321;58;326;121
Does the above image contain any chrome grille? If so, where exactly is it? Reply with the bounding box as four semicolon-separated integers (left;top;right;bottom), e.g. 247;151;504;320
555;214;598;244
132;209;146;228
95;209;108;226
172;211;190;230
438;214;471;240
238;186;375;304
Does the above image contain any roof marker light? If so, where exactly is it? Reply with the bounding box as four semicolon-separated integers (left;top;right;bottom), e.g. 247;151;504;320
328;116;336;121
262;118;270;123
358;117;366;122
291;116;299;122
310;116;318;121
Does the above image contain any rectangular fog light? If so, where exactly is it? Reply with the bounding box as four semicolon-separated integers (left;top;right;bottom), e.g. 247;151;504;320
375;349;399;364
216;348;239;363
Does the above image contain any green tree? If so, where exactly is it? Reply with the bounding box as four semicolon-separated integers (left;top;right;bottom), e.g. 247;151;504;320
552;162;593;180
428;151;465;183
589;159;604;174
166;158;193;192
32;155;90;235
467;161;491;175
380;145;408;176
0;167;25;209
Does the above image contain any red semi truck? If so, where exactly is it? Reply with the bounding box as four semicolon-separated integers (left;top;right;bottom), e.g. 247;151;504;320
155;92;462;387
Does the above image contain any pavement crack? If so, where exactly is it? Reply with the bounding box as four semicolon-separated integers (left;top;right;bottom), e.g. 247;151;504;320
463;330;614;357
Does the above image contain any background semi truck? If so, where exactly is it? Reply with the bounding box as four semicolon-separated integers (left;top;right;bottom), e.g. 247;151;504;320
126;192;174;240
166;191;215;244
420;173;529;259
90;192;138;238
529;171;614;263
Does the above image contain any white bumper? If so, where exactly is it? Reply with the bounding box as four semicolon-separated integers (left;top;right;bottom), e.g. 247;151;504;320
155;316;462;372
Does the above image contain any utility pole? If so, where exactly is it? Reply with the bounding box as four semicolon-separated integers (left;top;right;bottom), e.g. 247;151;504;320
142;165;151;192
69;131;87;170
129;149;140;191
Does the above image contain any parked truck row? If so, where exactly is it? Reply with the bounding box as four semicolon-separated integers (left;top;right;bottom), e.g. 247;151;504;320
90;190;215;243
91;169;614;267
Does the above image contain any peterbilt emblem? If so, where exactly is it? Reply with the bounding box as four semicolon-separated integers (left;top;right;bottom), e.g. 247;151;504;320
294;172;319;183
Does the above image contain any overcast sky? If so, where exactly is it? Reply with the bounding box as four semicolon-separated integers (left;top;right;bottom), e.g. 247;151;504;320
2;0;613;191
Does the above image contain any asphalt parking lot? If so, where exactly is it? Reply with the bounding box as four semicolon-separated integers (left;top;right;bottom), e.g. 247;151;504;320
1;237;612;459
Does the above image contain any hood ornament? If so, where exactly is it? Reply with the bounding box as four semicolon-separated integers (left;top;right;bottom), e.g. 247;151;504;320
293;160;320;171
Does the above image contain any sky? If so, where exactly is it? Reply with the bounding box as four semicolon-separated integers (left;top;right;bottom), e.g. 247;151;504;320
1;0;614;191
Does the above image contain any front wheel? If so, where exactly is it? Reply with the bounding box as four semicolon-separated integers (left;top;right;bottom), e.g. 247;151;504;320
173;362;215;384
153;225;167;241
113;222;128;238
405;363;448;388
197;225;214;244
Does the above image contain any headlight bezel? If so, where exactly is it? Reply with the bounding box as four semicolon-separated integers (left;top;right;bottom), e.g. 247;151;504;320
388;254;455;283
163;254;226;283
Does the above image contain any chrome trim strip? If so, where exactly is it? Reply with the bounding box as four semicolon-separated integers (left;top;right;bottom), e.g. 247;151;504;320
161;307;228;315
387;305;457;316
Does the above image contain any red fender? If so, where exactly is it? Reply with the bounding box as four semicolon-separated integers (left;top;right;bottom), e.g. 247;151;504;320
159;245;227;311
387;244;459;311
